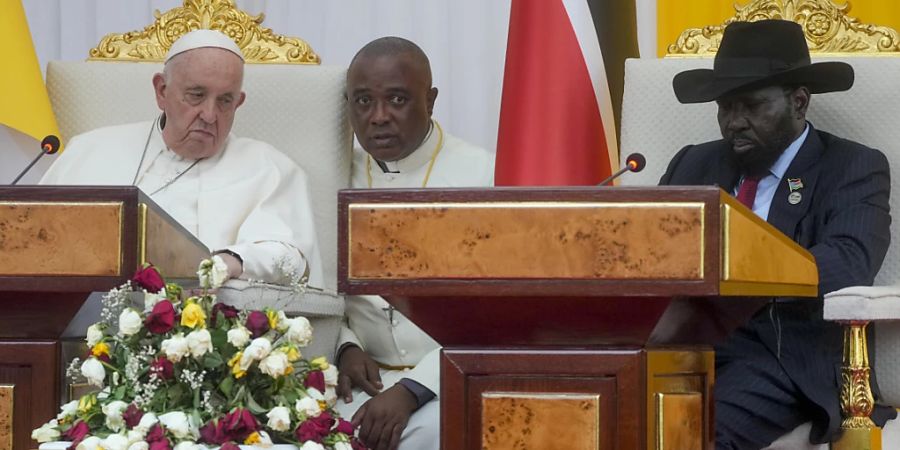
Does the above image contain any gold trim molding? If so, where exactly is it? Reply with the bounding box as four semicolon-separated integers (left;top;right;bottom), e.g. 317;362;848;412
667;0;900;56
89;0;320;64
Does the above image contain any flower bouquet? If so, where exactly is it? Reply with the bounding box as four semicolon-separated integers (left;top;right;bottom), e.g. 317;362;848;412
32;258;364;450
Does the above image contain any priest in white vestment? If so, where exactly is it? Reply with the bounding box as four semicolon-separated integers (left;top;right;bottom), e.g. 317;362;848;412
337;37;494;450
40;30;322;287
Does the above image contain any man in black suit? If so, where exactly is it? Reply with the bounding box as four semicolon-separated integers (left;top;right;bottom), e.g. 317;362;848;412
659;20;893;449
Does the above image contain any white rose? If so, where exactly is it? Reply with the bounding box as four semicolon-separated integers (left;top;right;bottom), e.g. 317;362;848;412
299;441;326;450
86;324;105;347
102;400;129;432
77;436;102;450
324;387;337;407
127;429;145;444
239;338;272;370
31;419;60;443
135;412;158;434
127;442;149;450
186;329;212;359
158;411;191;440
81;357;106;387
294;396;321;418
173;442;200;450
284;317;313;347
118;309;142;337
259;352;290;378
333;443;353;450
101;433;130;450
143;291;164;314
57;400;79;420
265;406;291;431
161;334;189;363
198;256;229;289
256;430;273;447
306;387;325;401
323;365;338;387
226;326;251;348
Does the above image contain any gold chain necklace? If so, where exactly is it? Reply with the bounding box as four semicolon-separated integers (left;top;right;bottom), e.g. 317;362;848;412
366;120;444;188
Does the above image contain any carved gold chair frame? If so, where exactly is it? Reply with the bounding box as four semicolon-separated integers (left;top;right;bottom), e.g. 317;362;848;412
88;0;319;64
665;0;899;449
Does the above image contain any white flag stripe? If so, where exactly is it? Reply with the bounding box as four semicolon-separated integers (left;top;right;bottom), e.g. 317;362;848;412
561;0;619;169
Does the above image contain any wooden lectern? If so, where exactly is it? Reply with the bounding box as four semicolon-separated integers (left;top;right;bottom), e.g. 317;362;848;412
338;186;818;450
0;186;207;450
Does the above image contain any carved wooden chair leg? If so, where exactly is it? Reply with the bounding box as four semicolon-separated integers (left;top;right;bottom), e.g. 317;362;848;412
832;321;879;450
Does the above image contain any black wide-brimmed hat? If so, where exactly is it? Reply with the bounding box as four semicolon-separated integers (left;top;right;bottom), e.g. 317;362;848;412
673;20;854;103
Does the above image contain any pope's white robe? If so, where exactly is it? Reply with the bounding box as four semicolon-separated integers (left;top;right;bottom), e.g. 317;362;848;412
337;121;494;449
41;120;323;287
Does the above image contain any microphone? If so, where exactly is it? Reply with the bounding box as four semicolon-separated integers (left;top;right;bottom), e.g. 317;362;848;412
597;152;646;186
11;135;60;185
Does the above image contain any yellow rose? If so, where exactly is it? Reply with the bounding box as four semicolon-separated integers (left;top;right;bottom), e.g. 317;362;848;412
266;310;278;330
310;356;329;370
78;394;97;414
286;347;301;362
228;352;246;379
181;301;206;329
91;342;110;358
244;432;261;445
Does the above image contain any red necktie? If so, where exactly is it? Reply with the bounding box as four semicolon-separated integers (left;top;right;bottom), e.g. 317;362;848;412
736;176;761;209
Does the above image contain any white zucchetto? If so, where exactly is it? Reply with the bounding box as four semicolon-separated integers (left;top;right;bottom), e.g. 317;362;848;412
165;29;244;63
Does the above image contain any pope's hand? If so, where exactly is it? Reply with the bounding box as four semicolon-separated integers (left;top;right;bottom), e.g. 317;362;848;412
337;345;383;403
353;384;416;450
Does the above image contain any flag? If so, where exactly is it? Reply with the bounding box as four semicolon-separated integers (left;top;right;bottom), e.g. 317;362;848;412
495;0;638;186
0;0;59;144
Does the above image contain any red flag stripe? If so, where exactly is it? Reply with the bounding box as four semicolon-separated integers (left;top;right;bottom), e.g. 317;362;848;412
495;0;613;186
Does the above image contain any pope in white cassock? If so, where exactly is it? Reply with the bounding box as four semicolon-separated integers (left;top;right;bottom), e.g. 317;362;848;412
40;30;322;287
337;37;494;450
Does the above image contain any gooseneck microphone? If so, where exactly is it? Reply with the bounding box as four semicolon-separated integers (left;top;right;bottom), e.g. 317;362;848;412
597;152;646;186
11;135;60;185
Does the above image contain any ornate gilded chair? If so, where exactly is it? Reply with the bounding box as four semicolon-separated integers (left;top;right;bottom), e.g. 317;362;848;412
45;0;351;363
620;1;900;448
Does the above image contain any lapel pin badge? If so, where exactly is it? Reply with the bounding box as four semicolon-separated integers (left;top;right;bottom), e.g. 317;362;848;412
787;178;803;205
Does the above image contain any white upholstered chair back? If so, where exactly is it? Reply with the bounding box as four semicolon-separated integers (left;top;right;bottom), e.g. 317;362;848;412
620;56;900;406
46;61;352;294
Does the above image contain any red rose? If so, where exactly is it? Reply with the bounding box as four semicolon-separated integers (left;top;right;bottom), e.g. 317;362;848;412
133;265;165;293
295;412;334;443
199;420;227;445
123;403;144;428
245;311;270;338
145;300;176;334
221;408;258;442
145;424;166;443
150;356;174;380
220;443;241;450
304;370;326;392
210;303;239;328
63;420;90;442
335;418;355;435
148;439;171;450
312;411;335;430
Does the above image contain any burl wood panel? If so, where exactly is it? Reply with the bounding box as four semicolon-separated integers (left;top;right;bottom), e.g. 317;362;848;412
142;203;209;280
0;202;122;276
646;350;714;450
721;199;817;296
443;349;641;450
0;385;11;450
348;202;704;280
655;393;703;450
482;392;601;450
